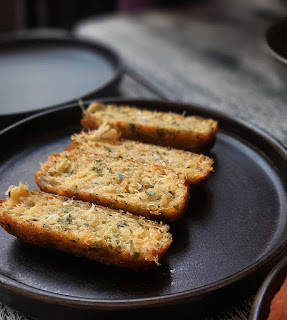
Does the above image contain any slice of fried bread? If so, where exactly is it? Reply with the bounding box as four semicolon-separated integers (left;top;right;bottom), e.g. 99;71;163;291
35;150;189;222
0;184;172;270
81;102;218;153
68;130;213;185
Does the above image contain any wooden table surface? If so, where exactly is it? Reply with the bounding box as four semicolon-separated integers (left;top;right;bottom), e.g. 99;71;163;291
76;0;287;148
1;0;287;319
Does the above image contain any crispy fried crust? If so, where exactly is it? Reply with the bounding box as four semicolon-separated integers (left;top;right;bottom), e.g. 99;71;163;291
35;151;190;222
81;102;218;153
0;216;169;270
67;131;214;185
0;187;172;270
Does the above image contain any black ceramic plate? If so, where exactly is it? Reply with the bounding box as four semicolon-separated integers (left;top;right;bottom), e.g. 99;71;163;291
249;256;287;320
0;30;122;127
1;99;287;319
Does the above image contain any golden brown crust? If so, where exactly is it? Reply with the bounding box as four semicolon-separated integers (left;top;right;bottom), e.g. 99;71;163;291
35;151;189;222
35;185;188;222
0;185;172;270
67;131;214;185
81;102;218;153
0;214;168;270
81;112;98;130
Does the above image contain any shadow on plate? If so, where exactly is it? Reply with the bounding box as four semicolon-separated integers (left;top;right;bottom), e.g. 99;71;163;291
6;239;172;299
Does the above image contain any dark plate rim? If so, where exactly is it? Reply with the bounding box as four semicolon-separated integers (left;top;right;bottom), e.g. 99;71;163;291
249;256;287;320
265;17;287;65
1;98;287;311
0;29;123;118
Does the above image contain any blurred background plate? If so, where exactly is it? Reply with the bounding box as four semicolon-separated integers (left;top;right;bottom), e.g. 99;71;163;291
249;256;287;320
265;18;287;64
0;30;122;128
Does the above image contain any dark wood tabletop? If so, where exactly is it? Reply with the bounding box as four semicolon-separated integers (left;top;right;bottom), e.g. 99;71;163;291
1;0;287;319
75;0;287;149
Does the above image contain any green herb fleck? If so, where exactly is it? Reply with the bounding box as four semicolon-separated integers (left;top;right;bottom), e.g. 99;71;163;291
92;166;103;176
104;146;112;153
145;191;156;198
156;129;165;137
118;173;126;179
118;221;128;228
113;233;121;237
129;240;134;255
129;123;138;134
64;214;73;224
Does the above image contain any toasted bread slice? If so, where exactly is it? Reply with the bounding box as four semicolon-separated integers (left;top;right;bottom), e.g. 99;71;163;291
67;130;214;185
35;150;189;222
0;184;172;270
81;102;218;153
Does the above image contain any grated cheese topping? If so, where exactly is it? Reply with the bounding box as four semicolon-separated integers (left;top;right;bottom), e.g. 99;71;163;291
36;150;189;220
2;185;172;260
86;103;217;133
69;130;214;184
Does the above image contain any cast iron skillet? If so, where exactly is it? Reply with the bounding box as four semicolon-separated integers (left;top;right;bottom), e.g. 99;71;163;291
0;98;287;319
0;30;122;128
249;256;287;320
